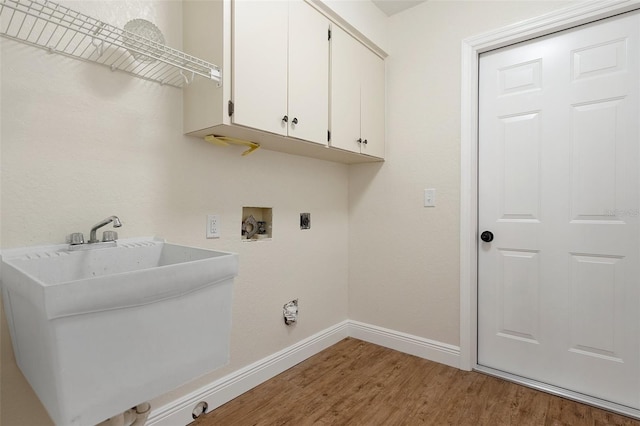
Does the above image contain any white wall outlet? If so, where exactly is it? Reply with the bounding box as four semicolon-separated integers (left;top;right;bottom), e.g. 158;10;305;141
206;214;220;238
424;188;436;207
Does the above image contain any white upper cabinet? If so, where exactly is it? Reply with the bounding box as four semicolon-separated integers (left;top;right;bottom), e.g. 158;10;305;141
330;25;361;154
233;0;329;145
360;42;385;159
330;25;385;159
232;1;289;136
183;0;385;164
287;1;329;144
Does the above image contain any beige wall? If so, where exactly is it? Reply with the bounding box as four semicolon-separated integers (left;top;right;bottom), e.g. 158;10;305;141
319;0;389;51
348;0;573;345
0;1;348;424
1;0;580;425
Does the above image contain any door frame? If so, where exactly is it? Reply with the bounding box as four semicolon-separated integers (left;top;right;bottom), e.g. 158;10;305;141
459;0;640;414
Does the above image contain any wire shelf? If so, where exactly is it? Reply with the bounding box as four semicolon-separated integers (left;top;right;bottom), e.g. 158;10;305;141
0;0;221;88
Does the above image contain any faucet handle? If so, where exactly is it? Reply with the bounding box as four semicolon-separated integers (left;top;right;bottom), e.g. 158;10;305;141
102;231;118;242
68;233;85;245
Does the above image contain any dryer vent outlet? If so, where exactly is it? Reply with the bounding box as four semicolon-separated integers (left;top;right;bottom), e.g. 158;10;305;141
300;213;310;229
283;299;298;325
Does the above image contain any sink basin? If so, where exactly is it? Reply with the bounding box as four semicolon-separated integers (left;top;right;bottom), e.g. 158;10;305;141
1;237;238;426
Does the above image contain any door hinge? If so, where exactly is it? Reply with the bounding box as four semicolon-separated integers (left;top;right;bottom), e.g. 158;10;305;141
327;130;331;142
228;100;234;117
328;28;331;40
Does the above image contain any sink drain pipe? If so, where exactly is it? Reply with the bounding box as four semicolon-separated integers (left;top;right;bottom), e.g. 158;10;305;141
98;402;151;426
132;402;151;426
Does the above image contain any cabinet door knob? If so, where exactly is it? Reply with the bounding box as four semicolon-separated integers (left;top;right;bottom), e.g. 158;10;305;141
282;115;288;123
292;117;298;125
363;139;368;145
357;138;362;144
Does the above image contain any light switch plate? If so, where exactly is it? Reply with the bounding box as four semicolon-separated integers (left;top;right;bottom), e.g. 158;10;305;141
424;189;436;207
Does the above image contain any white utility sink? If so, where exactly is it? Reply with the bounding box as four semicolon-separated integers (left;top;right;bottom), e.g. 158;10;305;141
1;237;238;426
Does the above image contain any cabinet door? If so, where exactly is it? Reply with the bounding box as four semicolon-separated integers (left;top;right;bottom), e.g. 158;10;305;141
288;1;329;145
360;47;385;158
233;0;288;136
329;25;361;153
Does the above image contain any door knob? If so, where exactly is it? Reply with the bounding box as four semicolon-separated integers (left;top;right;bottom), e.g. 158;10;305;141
357;138;363;144
282;115;288;123
480;231;494;242
292;117;298;124
363;139;368;145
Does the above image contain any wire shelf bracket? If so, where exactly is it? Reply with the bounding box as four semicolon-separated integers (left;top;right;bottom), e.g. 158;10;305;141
0;0;222;89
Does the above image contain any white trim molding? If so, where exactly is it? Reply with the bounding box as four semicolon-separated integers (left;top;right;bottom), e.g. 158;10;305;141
147;321;349;426
348;320;460;369
147;320;459;425
459;0;640;373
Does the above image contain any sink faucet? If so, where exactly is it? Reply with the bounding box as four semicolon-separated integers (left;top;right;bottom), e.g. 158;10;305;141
88;215;123;243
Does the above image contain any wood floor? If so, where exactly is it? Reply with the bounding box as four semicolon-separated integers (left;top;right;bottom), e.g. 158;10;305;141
194;338;640;426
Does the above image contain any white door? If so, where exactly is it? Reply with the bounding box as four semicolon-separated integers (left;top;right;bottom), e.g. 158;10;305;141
478;11;640;409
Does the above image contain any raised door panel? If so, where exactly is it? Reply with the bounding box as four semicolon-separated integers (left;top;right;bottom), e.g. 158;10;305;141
497;249;540;343
570;99;622;221
360;46;385;159
232;0;288;136
330;25;361;154
499;112;541;221
287;1;329;145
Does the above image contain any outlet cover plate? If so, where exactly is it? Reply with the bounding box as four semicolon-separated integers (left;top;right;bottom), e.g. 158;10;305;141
424;189;436;207
207;214;220;238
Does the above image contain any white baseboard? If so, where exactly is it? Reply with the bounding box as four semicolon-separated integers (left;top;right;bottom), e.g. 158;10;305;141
147;320;460;425
147;321;349;426
347;320;460;369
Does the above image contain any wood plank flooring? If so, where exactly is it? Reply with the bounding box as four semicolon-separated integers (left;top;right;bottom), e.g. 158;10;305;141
194;338;640;425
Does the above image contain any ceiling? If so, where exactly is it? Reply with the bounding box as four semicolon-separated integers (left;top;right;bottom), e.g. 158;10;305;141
371;0;427;17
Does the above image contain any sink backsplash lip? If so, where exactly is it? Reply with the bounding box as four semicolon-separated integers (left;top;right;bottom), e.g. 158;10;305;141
0;236;238;262
0;236;164;260
0;236;167;289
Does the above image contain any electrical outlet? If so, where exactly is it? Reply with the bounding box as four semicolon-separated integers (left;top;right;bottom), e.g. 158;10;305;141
206;214;220;238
